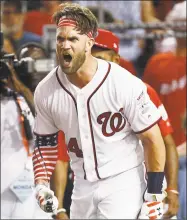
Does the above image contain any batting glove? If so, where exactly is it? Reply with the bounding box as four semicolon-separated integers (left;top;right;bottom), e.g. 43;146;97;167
35;184;58;213
139;191;167;219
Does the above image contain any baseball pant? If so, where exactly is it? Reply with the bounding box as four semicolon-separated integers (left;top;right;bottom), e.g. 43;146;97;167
70;163;146;219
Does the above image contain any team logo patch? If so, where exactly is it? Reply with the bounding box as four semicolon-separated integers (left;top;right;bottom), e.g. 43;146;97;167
97;108;126;137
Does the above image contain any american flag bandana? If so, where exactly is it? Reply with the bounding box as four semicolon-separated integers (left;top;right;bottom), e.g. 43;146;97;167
57;17;94;39
32;132;58;184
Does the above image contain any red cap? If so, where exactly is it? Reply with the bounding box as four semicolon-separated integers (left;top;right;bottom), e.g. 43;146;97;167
94;29;119;53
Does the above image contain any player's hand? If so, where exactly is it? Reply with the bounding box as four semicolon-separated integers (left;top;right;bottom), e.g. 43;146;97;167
35;184;58;213
139;192;167;219
163;191;179;218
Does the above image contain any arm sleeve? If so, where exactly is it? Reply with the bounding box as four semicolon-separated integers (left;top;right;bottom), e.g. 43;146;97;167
124;77;161;133
32;88;59;184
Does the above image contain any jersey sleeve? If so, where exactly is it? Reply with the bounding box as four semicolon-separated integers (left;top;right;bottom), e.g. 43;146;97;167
146;84;173;137
124;77;161;133
32;87;59;184
58;131;70;162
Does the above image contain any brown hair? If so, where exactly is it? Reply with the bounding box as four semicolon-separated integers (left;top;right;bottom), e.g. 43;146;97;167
52;3;98;38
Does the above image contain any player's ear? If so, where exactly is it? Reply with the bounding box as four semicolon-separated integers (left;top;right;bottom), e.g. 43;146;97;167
85;37;94;52
113;54;120;64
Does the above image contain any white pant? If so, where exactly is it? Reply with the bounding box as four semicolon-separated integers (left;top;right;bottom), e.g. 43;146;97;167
71;163;147;219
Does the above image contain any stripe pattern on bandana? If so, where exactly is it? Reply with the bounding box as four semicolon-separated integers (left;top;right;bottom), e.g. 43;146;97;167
57;17;94;38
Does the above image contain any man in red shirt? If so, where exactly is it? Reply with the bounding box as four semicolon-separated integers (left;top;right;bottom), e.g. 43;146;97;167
143;1;186;149
119;57;137;76
92;29;137;76
142;2;186;219
143;51;186;148
24;1;63;36
91;28;179;218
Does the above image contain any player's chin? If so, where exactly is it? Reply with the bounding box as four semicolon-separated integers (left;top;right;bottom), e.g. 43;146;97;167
62;66;76;75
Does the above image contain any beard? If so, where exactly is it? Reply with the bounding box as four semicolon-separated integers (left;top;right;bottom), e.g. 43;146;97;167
59;51;86;75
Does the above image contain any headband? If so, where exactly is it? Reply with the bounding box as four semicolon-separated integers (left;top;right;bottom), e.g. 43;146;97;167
57;17;94;39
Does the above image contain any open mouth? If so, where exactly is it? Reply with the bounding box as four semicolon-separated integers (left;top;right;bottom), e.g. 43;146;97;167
63;53;72;67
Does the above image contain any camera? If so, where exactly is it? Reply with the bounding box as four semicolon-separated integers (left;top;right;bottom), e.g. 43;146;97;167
0;32;31;80
13;57;55;76
0;31;55;81
0;32;33;140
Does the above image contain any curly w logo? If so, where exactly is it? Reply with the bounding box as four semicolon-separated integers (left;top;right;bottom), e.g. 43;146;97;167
97;108;126;137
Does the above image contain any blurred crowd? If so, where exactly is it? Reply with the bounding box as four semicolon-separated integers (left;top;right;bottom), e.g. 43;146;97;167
0;0;186;219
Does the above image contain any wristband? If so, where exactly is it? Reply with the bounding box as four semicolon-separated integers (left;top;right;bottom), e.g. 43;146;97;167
166;188;179;195
35;183;49;191
35;181;49;188
147;172;165;194
57;208;66;214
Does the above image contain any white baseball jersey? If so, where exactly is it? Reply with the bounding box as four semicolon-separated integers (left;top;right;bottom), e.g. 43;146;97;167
33;59;161;183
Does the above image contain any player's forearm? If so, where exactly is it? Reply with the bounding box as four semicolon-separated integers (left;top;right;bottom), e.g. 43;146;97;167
51;160;68;208
139;125;166;172
138;124;166;194
164;134;178;189
143;141;165;172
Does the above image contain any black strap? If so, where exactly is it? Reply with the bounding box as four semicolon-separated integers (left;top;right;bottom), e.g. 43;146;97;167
4;87;33;141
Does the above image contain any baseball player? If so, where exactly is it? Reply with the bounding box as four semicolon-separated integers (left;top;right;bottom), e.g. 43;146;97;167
91;28;179;218
33;3;166;219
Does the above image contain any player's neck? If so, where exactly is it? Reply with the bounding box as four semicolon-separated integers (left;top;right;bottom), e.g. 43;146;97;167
66;56;98;89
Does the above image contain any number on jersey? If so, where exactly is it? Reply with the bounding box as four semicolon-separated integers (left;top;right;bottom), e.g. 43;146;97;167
67;138;83;158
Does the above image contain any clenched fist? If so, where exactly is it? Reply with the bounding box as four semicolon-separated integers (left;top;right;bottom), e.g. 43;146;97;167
35;184;59;213
139;192;167;219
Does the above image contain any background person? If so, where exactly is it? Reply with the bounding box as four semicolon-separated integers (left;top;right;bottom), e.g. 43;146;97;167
3;36;15;54
24;1;68;36
0;47;51;219
142;1;186;219
1;0;41;53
